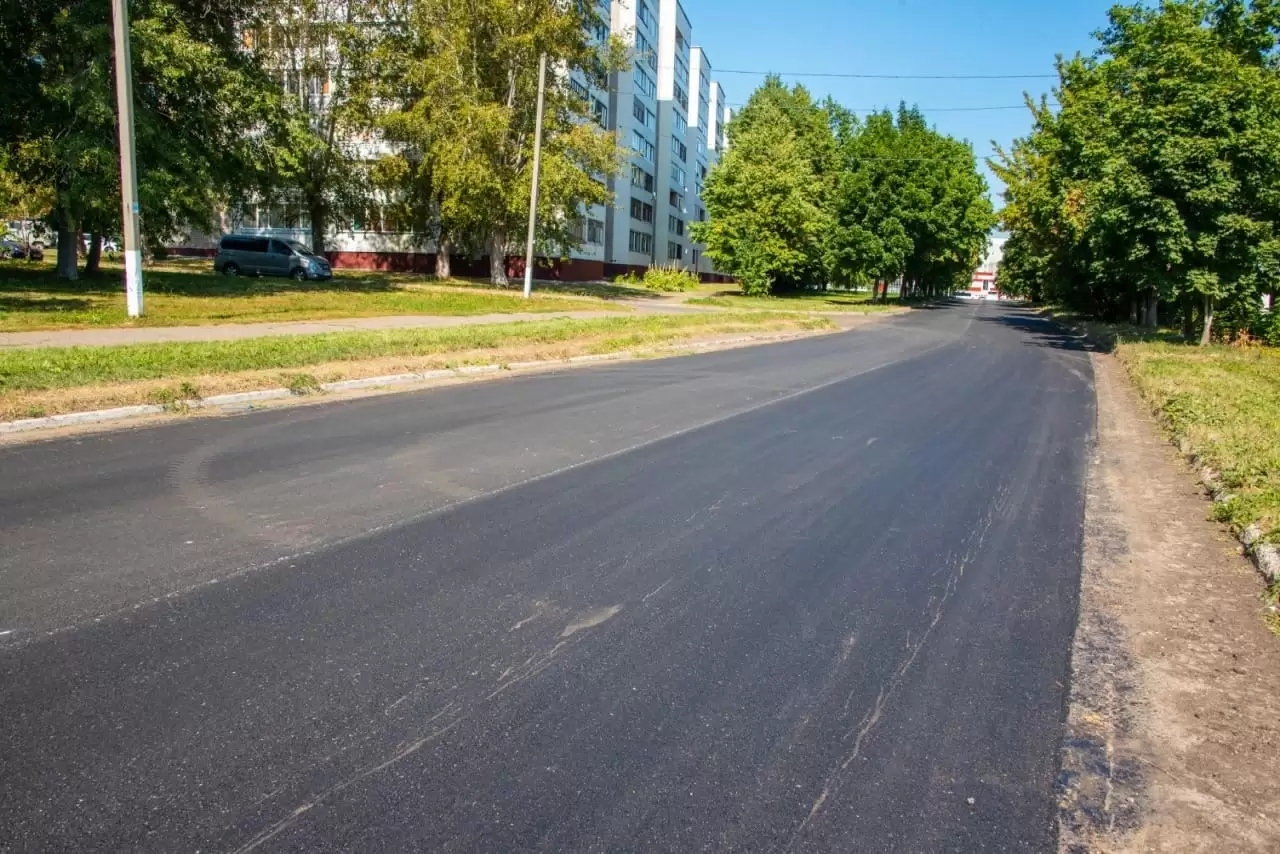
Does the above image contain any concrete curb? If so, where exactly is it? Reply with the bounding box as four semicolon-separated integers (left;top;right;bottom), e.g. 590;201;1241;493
1038;306;1279;589
0;329;818;437
1197;467;1280;585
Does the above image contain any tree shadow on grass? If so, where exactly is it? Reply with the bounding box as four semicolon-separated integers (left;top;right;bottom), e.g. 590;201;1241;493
0;295;96;314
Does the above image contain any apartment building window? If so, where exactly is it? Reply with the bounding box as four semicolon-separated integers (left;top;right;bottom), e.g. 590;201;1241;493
634;67;656;99
696;137;706;156
637;0;653;30
632;97;655;129
668;215;684;236
631;165;655;192
632;130;655;162
629;230;653;254
670;190;683;209
671;135;687;163
630;198;654;223
697;206;706;221
636;32;657;71
569;78;589;101
671;163;686;188
673;112;687;135
675;56;689;90
667;241;684;261
592;98;608;127
675;30;686;54
674;84;689;112
587;218;605;245
692;249;700;268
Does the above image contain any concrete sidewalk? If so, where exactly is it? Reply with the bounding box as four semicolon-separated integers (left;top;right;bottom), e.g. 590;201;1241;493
0;310;635;350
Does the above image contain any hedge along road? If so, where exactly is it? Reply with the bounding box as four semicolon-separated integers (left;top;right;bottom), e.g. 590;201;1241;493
0;301;1094;851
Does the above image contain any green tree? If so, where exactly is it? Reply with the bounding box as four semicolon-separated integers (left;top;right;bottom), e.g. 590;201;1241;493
373;0;620;283
994;0;1280;343
246;0;380;255
692;96;827;295
4;0;276;278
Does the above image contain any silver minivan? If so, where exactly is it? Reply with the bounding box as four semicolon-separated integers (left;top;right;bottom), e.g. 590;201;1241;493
214;235;332;281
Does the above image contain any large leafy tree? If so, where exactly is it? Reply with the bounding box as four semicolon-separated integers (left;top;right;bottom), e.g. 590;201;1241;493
3;0;277;278
701;79;993;298
692;95;828;295
372;0;620;283
246;0;379;254
994;0;1280;343
704;77;836;292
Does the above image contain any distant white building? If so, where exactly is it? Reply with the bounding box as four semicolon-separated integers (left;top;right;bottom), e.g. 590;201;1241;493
968;233;1007;298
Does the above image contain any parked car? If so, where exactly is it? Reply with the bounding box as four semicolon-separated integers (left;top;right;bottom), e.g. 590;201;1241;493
213;235;332;281
0;237;44;261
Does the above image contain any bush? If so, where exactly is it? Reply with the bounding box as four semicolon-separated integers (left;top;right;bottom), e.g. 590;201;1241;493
613;271;643;287
642;265;700;292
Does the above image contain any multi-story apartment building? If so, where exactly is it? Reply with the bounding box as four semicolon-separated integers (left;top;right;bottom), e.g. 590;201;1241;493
175;0;731;281
686;47;712;275
604;0;661;274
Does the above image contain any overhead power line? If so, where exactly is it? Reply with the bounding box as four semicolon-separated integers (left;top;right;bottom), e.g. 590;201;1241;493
727;103;1058;112
716;69;1058;80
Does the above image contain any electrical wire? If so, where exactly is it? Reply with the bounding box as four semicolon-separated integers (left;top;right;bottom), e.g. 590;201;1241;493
715;68;1058;80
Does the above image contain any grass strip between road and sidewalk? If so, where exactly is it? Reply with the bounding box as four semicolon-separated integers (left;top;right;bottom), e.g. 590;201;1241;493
686;291;906;313
1046;306;1280;547
0;312;834;421
1116;339;1280;545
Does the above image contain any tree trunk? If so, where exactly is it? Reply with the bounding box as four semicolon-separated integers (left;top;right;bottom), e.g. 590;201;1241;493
488;232;509;286
1128;296;1138;326
1181;292;1195;339
83;231;103;276
1140;290;1158;328
310;206;327;255
1199;295;1214;346
55;221;79;280
435;233;452;279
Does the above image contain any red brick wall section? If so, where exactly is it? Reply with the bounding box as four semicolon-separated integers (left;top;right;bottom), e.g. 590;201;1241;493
326;251;436;274
166;246;676;283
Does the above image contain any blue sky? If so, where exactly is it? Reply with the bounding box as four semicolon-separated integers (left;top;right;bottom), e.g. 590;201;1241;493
688;0;1119;205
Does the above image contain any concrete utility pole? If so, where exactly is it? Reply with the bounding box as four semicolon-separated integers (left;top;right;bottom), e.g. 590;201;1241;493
522;52;549;300
111;0;144;316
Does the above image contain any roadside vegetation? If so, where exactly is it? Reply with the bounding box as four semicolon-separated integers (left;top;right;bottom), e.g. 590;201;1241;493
998;0;1280;560
0;312;832;420
0;260;608;331
3;0;624;284
1117;337;1280;545
994;0;1280;345
687;290;903;313
694;79;994;298
614;266;701;294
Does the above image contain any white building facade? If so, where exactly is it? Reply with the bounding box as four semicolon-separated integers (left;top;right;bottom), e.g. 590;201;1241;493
174;0;732;281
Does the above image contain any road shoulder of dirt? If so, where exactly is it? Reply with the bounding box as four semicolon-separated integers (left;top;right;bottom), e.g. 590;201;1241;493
1059;351;1280;852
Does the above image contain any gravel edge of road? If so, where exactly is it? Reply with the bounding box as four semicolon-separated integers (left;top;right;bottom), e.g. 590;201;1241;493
0;328;839;442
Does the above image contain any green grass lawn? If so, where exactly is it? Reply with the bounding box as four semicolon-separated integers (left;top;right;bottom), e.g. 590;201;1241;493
686;289;901;312
1117;338;1280;544
0;311;833;420
0;259;610;331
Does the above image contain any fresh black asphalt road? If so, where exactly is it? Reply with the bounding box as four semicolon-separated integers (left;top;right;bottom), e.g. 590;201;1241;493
0;302;1094;852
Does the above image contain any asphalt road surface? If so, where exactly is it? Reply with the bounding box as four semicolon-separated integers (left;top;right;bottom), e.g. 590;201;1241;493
0;302;1095;852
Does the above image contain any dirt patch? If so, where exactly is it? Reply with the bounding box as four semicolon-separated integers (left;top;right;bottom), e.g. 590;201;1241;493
1060;352;1280;852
